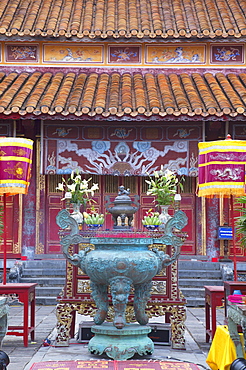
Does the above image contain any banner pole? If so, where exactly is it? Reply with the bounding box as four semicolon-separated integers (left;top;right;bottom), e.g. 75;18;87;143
230;194;237;281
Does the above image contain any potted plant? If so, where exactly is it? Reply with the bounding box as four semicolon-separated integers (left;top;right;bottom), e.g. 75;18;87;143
145;167;183;227
56;170;99;225
83;206;105;229
142;209;162;230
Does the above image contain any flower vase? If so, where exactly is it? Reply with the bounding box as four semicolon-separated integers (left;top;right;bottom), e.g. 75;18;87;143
70;202;83;225
88;224;102;230
159;205;172;229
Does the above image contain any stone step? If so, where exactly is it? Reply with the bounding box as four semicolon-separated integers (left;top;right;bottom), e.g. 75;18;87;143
33;254;65;259
185;297;208;307
178;261;221;270
21;268;66;277
36;286;63;297
178;270;222;279
21;277;65;286
36;296;60;305
23;260;66;269
180;286;223;298
179;255;208;261
178;278;223;287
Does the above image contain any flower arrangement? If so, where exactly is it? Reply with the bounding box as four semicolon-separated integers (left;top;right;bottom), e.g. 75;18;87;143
56;170;99;205
83;206;104;226
142;209;162;227
145;167;183;206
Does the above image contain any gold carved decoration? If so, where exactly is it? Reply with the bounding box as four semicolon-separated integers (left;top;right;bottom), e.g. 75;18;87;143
13;242;20;254
36;242;44;254
65;246;74;297
148;243;167;277
35;138;46;255
37;210;44;224
56;300;186;349
151;280;166;295
79;243;95;251
77;280;91;293
171;247;178;299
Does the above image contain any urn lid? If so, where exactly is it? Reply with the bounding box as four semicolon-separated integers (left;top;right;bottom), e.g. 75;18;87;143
113;186;132;204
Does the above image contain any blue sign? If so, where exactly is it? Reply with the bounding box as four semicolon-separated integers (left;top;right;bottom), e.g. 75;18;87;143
218;226;233;240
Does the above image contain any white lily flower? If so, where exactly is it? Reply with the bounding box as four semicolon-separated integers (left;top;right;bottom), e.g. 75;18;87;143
80;183;88;190
56;183;64;191
67;184;76;192
91;183;99;191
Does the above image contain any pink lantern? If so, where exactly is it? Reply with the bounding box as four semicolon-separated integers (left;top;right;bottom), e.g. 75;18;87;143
0;137;33;195
0;137;34;284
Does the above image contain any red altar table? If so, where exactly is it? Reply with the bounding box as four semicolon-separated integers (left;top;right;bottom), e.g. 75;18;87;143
205;285;224;342
0;283;37;347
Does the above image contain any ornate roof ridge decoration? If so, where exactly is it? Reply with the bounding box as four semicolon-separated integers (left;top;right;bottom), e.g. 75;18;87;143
0;69;246;118
0;0;246;40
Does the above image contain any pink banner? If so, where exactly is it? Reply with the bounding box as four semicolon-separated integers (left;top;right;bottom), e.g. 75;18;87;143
0;137;33;195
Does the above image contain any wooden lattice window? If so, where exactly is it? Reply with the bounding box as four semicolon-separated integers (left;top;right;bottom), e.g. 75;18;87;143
48;174;62;193
105;175;119;194
122;176;137;194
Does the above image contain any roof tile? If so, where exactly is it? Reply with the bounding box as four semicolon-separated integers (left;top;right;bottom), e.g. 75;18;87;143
0;70;245;118
0;0;246;39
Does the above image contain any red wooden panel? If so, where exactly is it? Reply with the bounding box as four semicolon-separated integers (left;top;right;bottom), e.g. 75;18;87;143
46;195;63;253
180;194;196;255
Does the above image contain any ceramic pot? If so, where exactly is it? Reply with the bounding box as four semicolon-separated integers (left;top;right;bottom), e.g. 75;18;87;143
70;202;83;225
159;205;172;229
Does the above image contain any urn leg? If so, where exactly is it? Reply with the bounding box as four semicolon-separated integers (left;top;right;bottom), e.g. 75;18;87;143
113;216;117;227
128;215;133;227
110;276;132;329
90;281;109;325
134;281;152;325
120;214;126;227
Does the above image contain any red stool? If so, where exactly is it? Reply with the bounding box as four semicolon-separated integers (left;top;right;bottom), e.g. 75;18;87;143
0;283;37;347
205;285;224;343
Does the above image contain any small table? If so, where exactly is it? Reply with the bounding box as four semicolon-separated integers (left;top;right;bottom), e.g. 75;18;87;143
0;283;37;347
228;301;246;358
224;281;246;316
205;285;224;342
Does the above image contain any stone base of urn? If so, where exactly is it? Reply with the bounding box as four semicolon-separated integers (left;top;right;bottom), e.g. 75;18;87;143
88;323;154;360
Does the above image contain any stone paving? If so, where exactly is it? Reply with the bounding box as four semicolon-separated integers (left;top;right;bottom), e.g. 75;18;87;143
1;304;225;370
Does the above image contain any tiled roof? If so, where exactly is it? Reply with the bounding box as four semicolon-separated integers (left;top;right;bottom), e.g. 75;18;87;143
0;0;246;39
0;70;246;117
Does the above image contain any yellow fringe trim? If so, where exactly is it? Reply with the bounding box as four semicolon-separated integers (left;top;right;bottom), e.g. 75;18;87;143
198;188;246;197
0;187;29;195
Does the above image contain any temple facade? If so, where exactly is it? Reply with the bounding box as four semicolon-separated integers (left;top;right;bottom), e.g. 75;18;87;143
0;0;245;260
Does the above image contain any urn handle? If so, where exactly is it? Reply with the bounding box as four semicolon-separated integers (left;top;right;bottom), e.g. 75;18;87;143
152;209;188;272
56;209;91;271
